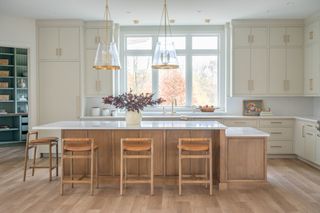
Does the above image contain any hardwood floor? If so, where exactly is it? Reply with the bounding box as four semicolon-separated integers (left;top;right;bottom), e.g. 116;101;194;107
1;146;320;213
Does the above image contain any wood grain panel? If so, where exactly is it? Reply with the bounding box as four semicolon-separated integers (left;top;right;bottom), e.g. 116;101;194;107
87;130;113;176
227;137;266;180
139;130;164;176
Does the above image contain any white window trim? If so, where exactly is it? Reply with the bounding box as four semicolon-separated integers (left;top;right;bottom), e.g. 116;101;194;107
117;25;226;112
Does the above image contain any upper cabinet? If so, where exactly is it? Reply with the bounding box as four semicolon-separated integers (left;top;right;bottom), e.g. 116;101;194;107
269;26;304;95
38;27;80;61
232;21;304;96
232;25;268;96
304;20;320;96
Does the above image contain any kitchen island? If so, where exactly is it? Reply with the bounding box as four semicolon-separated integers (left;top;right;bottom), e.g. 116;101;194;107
34;120;269;190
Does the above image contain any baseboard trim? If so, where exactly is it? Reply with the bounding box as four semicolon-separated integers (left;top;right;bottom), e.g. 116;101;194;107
267;154;296;159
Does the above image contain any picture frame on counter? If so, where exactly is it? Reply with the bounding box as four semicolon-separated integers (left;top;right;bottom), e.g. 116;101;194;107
243;100;264;116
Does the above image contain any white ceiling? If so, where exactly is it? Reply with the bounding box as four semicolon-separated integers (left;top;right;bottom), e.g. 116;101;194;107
0;0;320;25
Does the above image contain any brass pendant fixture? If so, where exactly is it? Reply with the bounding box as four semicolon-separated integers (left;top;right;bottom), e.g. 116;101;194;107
152;0;179;69
93;0;121;71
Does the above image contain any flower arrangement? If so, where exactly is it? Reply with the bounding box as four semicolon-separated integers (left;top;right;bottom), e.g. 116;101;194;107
103;90;165;113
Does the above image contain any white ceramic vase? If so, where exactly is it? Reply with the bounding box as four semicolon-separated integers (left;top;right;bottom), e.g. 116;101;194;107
126;111;141;125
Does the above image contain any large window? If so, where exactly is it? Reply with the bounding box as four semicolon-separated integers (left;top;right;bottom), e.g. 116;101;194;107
119;26;225;110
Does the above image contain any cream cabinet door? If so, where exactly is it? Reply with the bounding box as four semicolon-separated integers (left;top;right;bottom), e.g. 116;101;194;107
85;28;99;49
233;49;251;95
85;50;113;96
269;48;286;94
270;27;286;47
294;121;305;157
304;44;319;95
286;27;304;47
39;62;80;124
38;27;59;60
304;131;316;162
251;27;267;48
286;48;304;95
233;27;251;48
251;48;267;94
59;27;80;61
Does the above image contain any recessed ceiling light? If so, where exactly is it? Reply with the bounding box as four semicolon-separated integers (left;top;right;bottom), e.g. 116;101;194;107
197;10;202;13
205;19;211;24
170;19;175;24
126;11;131;14
133;20;139;24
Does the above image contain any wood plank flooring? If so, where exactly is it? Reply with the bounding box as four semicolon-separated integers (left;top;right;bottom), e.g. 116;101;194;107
1;146;320;213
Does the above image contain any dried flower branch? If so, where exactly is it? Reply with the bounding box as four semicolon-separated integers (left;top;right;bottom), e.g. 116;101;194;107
103;89;165;112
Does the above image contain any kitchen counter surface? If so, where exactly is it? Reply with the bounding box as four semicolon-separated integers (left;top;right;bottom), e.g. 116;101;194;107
33;120;227;130
226;127;270;137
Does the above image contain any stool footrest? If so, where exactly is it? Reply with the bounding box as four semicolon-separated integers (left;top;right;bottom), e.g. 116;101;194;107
181;180;211;184
124;179;152;184
123;155;151;159
180;155;210;159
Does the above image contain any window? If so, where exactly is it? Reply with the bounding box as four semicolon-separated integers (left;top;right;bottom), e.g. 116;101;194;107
119;26;225;111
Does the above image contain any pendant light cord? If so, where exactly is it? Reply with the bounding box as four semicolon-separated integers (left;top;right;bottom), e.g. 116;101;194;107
157;0;174;45
104;0;115;42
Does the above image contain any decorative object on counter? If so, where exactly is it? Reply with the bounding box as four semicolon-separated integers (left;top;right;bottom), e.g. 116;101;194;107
0;59;9;65
93;0;121;71
0;71;9;77
101;108;111;116
243;100;264;116
91;107;101;116
103;89;165;125
0;95;10;101
0;82;8;88
260;107;273;116
152;0;179;69
199;105;218;112
18;79;27;88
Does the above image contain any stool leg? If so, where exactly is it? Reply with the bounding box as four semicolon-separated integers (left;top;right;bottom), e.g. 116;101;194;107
70;152;74;188
60;153;64;196
56;143;59;176
209;144;213;196
90;148;94;196
32;146;37;176
49;143;52;181
96;149;99;188
120;144;123;195
205;154;208;188
23;145;29;182
124;156;127;189
179;147;182;196
150;145;154;195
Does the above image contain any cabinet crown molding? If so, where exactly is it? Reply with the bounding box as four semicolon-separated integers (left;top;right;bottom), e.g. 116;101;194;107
36;20;84;27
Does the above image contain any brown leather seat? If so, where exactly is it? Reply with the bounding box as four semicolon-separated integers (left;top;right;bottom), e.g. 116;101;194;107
30;137;58;144
177;144;209;152
64;144;98;152
123;143;151;152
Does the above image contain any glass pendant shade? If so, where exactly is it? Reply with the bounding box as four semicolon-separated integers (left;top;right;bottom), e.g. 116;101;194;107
152;41;179;69
152;0;179;70
93;41;121;70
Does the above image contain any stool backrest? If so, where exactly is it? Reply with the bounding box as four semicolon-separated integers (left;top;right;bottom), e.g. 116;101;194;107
178;138;212;146
27;131;39;143
121;138;153;146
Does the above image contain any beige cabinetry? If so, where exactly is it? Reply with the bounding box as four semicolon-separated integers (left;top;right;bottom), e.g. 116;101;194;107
233;25;268;95
269;27;304;95
38;27;80;61
232;20;304;96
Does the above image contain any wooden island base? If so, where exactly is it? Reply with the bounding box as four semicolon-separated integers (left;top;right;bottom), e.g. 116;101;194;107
61;128;268;190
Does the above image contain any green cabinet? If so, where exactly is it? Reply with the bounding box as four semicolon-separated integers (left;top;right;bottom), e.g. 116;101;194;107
0;46;29;145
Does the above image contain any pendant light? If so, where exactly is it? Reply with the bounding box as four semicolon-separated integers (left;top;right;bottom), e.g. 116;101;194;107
93;0;121;71
152;0;179;69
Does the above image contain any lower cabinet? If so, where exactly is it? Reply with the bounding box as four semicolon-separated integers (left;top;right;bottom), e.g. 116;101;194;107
316;134;320;165
294;120;305;157
304;130;316;162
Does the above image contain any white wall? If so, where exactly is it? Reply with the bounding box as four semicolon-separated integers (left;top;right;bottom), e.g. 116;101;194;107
0;14;37;127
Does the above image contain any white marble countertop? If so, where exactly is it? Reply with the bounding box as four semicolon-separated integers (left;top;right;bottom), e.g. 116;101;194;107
33;120;227;130
226;127;270;137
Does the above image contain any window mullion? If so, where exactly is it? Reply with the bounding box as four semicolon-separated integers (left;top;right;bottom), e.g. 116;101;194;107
186;35;192;107
152;35;158;98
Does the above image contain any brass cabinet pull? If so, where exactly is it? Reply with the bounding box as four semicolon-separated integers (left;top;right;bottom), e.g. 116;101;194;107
309;31;314;40
270;122;282;124
309;79;313;91
271;132;282;135
271;145;282;148
306;132;314;136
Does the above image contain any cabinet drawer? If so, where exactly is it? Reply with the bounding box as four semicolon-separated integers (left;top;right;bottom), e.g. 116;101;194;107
223;119;258;127
259;119;294;128
260;128;293;140
268;141;293;154
303;123;317;132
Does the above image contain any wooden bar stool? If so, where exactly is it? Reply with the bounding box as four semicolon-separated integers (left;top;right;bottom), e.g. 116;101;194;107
60;138;99;196
178;138;213;195
120;138;154;195
23;131;59;182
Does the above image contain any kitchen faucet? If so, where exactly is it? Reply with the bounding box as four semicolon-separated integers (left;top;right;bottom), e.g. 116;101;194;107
171;98;177;114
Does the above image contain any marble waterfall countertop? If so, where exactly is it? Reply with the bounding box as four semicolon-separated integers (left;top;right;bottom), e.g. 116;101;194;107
226;127;270;137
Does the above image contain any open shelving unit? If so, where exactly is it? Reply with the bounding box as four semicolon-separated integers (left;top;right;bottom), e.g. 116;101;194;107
0;46;29;146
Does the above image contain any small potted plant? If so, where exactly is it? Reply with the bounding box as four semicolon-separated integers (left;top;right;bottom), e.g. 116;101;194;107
103;90;165;125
